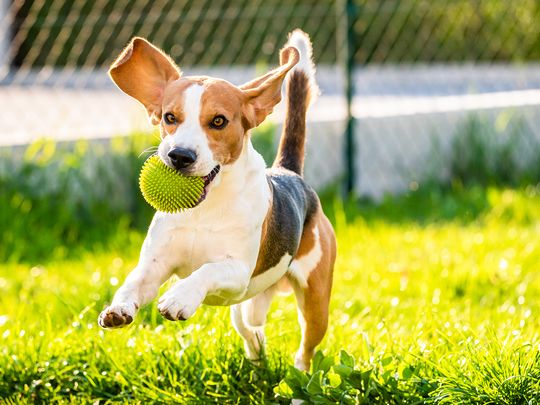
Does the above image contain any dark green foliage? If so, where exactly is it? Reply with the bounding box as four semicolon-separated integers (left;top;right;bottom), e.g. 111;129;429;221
353;0;540;64
275;350;434;404
320;183;494;226
12;0;336;68
251;122;277;166
0;135;156;262
276;345;540;404
447;114;540;187
10;0;540;69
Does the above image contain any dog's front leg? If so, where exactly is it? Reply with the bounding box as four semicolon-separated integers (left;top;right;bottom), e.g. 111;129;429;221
98;259;173;328
158;259;251;321
99;219;177;328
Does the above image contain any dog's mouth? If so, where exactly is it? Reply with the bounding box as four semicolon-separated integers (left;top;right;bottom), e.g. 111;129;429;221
195;165;221;206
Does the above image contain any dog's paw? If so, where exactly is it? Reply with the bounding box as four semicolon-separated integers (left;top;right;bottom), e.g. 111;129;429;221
98;303;136;328
294;349;311;372
157;283;205;321
244;328;266;362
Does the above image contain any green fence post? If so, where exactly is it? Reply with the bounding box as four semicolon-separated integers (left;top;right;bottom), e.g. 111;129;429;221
337;0;357;196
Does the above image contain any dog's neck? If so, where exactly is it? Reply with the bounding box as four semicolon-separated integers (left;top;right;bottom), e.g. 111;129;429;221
223;134;266;180
194;134;268;212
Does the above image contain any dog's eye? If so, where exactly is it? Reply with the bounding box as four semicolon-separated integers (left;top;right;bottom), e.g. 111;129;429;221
210;115;228;129
163;112;176;125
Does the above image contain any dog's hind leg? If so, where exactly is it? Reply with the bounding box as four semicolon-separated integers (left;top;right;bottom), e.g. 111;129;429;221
231;286;276;362
291;279;331;371
289;213;336;371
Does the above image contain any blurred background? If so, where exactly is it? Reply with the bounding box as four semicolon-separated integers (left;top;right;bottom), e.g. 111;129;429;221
2;4;540;403
1;0;540;262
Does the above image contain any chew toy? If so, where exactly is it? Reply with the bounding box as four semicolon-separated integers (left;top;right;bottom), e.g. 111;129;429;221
139;155;205;213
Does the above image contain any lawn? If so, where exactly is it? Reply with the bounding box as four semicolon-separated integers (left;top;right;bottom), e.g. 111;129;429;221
1;185;540;404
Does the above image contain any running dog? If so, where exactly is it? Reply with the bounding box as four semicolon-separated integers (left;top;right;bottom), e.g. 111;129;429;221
98;29;336;371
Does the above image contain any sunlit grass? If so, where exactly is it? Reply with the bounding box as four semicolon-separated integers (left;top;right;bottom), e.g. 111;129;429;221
1;186;539;403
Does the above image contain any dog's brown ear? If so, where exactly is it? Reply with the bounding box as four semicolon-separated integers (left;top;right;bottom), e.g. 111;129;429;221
241;46;299;128
109;37;181;125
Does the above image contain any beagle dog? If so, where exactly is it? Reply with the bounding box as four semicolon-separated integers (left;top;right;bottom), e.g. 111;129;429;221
98;29;336;371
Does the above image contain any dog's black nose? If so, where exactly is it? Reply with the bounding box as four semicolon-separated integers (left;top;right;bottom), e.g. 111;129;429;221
168;148;197;169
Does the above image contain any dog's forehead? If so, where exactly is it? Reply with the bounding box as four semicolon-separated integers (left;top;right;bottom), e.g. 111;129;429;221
200;78;245;113
162;78;200;106
162;77;244;112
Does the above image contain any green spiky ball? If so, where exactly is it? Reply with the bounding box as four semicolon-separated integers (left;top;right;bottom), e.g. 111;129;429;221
139;155;205;213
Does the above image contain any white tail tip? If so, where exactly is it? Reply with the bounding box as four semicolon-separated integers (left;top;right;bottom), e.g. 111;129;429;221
286;29;320;103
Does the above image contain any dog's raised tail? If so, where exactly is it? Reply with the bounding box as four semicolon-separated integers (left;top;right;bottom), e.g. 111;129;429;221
273;30;319;176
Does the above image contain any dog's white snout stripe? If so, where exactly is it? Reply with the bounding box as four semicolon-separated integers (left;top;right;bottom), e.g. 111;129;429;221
169;84;215;174
173;84;204;148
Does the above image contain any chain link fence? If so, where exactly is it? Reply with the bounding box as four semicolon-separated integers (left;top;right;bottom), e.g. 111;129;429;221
1;0;540;196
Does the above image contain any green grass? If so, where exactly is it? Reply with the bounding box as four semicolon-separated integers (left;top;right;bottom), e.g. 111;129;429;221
1;185;540;403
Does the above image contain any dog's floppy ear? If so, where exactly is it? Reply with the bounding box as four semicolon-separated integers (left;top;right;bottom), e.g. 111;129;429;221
109;37;181;125
241;46;299;128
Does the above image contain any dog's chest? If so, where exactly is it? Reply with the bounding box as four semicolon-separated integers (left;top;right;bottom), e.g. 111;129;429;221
172;207;257;274
151;174;270;277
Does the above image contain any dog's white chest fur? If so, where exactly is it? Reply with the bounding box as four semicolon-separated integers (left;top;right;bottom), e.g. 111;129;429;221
144;141;273;304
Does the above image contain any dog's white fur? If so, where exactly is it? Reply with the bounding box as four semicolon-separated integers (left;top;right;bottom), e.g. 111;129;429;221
288;225;322;289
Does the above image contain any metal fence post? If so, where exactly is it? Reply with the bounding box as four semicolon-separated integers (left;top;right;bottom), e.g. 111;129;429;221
337;0;357;196
336;0;357;196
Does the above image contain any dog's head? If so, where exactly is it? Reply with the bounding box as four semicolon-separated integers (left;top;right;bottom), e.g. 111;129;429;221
110;38;299;181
